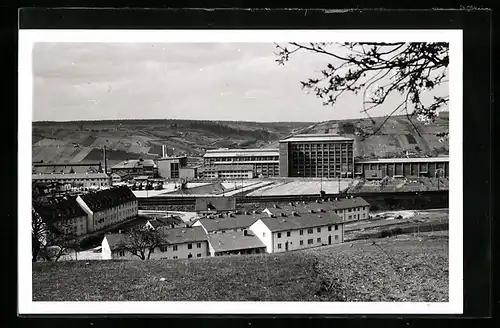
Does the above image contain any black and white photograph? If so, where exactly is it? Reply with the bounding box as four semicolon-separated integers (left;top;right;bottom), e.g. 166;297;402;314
19;28;464;314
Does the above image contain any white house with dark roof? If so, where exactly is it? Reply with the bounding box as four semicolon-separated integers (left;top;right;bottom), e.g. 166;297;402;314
192;213;259;234
76;186;138;233
101;226;209;260
207;230;266;257
249;212;344;253
263;197;370;223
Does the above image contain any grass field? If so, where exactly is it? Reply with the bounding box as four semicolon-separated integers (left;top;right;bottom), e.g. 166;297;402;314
33;233;448;302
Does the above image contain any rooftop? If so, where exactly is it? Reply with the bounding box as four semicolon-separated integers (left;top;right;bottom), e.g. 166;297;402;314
112;159;157;169
203;148;279;158
197;214;259;232
259;212;343;233
32;172;109;180
156;226;208;245
147;216;184;228
79;186;137;212
34;197;87;223
280;134;354;143
207;231;266;253
356;157;449;164
264;197;369;216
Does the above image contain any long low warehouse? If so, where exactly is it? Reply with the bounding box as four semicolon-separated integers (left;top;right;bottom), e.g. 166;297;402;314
354;157;449;179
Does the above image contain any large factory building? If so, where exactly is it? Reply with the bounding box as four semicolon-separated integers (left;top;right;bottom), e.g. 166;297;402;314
203;148;280;178
279;134;355;178
354;157;449;180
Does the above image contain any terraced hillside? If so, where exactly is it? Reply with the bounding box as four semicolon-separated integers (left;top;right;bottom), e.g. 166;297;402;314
32;113;448;164
266;113;449;159
32;120;311;164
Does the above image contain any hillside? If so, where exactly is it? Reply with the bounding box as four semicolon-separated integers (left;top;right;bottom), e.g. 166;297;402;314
32;232;448;302
32;113;449;165
267;113;449;159
32;120;312;164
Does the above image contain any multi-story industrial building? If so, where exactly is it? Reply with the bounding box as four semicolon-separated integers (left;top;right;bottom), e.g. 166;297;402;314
354;157;449;179
279;134;355;178
203;148;280;178
156;156;188;179
197;164;254;180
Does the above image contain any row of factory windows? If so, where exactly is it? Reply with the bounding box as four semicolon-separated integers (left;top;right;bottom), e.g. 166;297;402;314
206;156;279;162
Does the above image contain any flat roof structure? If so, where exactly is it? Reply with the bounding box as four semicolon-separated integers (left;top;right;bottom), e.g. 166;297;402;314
279;134;354;143
203;148;279;158
355;157;449;164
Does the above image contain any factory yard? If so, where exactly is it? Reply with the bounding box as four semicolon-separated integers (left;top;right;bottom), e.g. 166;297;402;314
247;180;352;196
33;232;448;302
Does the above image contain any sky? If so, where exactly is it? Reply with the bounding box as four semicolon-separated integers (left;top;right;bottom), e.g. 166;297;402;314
32;42;448;122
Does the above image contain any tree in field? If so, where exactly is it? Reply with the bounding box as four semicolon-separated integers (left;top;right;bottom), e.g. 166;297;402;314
275;42;449;138
118;228;163;260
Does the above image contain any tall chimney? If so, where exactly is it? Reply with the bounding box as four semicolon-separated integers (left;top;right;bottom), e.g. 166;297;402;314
103;146;107;174
162;145;167;158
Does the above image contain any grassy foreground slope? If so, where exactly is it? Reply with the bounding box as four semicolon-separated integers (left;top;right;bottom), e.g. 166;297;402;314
32;232;448;302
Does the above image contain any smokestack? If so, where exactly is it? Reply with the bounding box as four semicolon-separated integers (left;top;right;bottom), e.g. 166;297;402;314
103;146;107;174
162;145;166;158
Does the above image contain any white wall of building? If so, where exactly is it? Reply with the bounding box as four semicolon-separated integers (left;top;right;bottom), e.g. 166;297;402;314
76;197;138;233
335;205;370;222
270;223;343;253
107;240;210;260
248;219;273;253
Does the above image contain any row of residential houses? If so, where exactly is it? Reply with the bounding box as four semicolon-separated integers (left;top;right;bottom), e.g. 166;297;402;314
103;211;344;260
101;195;369;260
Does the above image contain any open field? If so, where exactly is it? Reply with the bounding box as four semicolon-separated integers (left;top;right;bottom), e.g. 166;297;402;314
33;233;448;302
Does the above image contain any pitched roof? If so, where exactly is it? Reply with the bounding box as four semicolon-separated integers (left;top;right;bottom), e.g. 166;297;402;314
79;186;137;212
197;214;259;232
32;173;109;180
103;233;128;250
147;216;184;228
112;159;157;169
207;231;266;253
157;226;208;244
34;197;87;223
330;197;370;210
265;197;369;215
195;197;236;212
259;212;343;233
